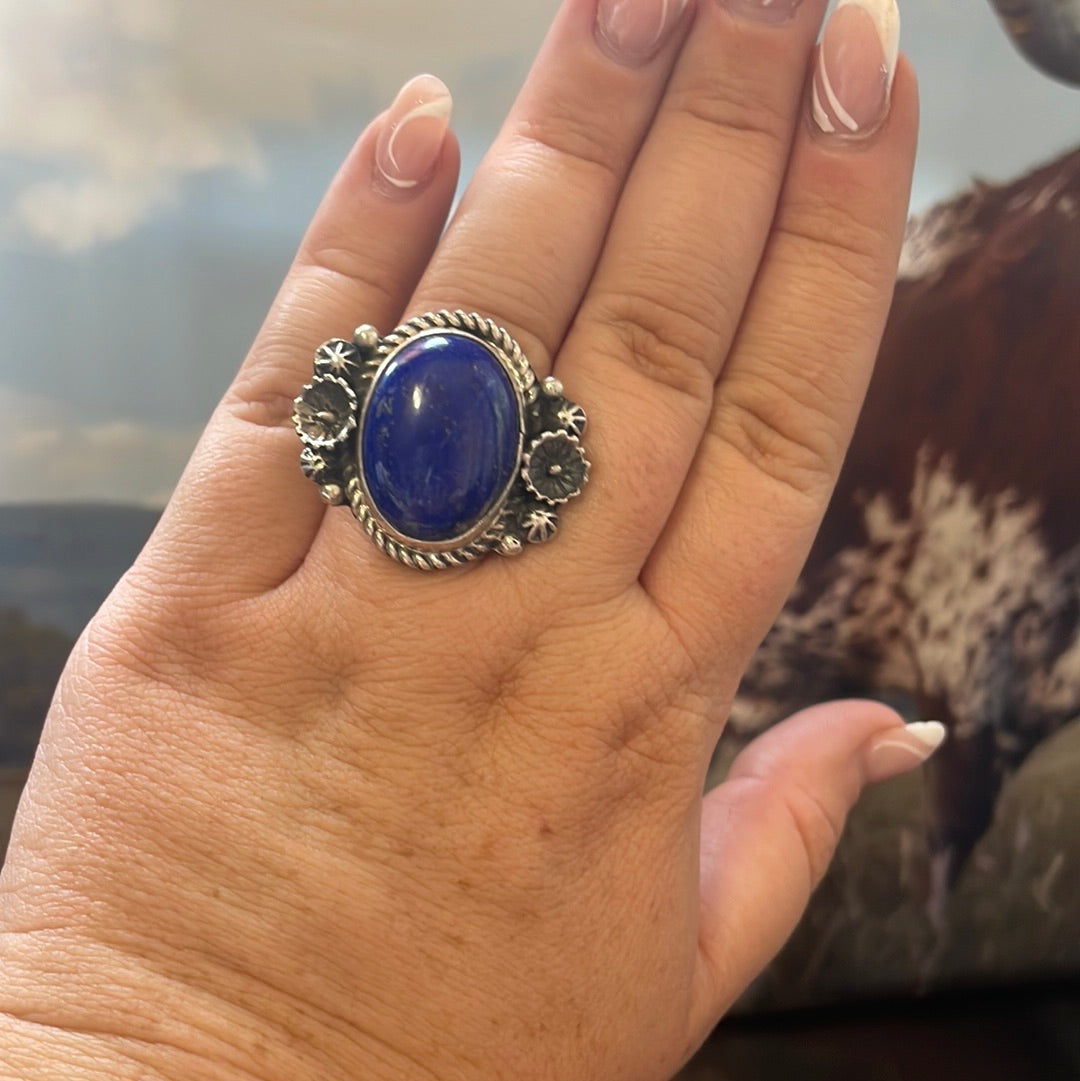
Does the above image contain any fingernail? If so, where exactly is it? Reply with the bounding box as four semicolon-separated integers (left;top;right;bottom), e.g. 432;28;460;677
718;0;801;25
375;74;452;192
596;0;691;66
811;0;899;139
865;721;947;784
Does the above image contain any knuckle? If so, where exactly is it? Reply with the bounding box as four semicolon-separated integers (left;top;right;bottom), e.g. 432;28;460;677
713;372;844;501
589;286;722;407
224;387;292;430
779;782;846;888
92;568;321;721
507;106;623;190
666;70;790;166
292;243;401;312
774;196;895;289
83;578;217;698
225;259;400;431
416;259;556;367
225;339;306;430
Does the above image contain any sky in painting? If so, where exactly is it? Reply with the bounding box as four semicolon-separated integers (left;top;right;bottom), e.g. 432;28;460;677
0;0;1076;505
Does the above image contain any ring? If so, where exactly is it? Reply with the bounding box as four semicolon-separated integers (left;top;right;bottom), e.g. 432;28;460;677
292;310;589;571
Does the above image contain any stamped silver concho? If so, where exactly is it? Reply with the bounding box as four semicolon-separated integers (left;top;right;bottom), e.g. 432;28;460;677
292;310;589;571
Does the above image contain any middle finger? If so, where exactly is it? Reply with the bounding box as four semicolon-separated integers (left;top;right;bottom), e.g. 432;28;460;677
404;0;695;372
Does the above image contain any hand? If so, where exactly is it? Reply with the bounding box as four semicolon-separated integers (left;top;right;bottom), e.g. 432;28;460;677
0;1;930;1078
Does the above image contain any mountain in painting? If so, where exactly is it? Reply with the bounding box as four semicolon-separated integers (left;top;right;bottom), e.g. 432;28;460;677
0;503;160;638
0;503;160;770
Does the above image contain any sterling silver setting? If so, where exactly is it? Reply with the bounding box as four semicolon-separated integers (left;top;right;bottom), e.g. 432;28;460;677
292;310;589;571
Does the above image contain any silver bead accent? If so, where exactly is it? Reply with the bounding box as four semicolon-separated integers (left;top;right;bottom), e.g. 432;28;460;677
542;376;564;398
320;484;345;506
354;324;380;352
497;535;525;557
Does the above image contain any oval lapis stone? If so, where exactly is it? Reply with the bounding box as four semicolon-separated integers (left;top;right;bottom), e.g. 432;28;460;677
360;333;522;544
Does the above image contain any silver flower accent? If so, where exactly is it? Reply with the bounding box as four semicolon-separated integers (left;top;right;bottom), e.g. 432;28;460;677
292;375;357;448
522;431;589;505
300;446;330;481
556;402;587;437
523;508;558;544
314;338;361;377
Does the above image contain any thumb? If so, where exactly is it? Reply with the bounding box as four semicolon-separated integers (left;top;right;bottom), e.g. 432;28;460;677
688;700;945;1038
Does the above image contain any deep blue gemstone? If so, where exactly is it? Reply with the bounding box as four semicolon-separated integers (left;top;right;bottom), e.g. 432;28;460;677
360;333;521;543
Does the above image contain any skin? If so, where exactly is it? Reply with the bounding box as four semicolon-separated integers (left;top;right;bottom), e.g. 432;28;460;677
0;1;920;1078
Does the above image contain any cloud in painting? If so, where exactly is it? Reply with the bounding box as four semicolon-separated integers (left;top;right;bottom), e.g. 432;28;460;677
0;384;198;506
0;0;553;252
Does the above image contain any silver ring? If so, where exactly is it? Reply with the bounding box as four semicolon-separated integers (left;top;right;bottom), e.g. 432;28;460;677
292;310;589;571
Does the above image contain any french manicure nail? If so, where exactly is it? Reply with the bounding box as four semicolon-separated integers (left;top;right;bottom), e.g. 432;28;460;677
596;0;691;66
812;0;899;138
375;74;453;192
719;0;802;25
865;720;947;784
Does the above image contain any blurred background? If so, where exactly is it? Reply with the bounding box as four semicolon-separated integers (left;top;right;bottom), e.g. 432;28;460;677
0;0;1077;510
1;1;1078;1078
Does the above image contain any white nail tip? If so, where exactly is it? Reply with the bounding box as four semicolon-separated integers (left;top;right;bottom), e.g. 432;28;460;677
904;720;947;750
380;78;452;190
811;80;835;133
384;96;452;187
817;46;859;132
871;738;930;764
836;0;901;91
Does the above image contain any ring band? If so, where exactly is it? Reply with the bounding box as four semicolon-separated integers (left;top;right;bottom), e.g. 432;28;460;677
292;310;589;571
